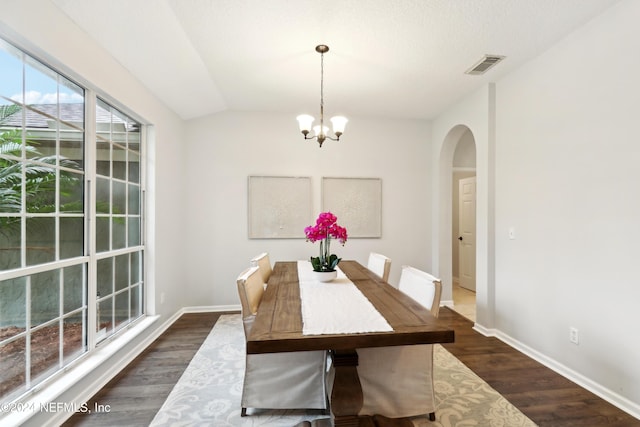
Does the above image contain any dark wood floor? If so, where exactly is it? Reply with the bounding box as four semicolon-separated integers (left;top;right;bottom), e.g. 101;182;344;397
63;308;639;427
438;308;639;427
63;312;232;427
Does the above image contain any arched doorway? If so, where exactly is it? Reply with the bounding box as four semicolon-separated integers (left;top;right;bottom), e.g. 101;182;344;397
433;84;495;331
451;129;477;321
434;124;482;324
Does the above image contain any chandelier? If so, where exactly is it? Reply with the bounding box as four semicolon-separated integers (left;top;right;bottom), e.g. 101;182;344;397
296;45;348;148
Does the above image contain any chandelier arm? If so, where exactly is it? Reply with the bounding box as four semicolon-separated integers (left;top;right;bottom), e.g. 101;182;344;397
303;134;340;142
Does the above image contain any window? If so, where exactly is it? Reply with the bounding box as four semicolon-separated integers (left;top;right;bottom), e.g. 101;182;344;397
95;99;143;342
0;37;145;403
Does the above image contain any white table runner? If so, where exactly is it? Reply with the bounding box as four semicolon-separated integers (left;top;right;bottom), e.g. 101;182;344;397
297;261;393;335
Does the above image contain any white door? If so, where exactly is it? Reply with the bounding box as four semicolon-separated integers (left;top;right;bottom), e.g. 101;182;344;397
458;177;476;291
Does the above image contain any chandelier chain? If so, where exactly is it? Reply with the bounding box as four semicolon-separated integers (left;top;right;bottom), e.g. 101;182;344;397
319;50;324;133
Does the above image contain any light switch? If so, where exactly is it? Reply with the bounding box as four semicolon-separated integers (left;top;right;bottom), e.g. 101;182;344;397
508;227;515;240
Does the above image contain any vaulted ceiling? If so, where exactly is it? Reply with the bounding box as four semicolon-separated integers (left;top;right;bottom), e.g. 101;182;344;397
52;0;619;121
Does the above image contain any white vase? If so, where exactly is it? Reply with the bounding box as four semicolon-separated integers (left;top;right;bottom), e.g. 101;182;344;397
311;270;338;282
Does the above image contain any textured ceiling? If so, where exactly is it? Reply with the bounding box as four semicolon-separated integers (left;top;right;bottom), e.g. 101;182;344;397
52;0;619;121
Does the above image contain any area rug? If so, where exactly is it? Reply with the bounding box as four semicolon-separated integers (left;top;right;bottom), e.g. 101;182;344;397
149;315;536;427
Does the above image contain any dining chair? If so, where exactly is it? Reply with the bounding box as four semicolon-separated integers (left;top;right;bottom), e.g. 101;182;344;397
397;265;442;317
356;265;442;421
236;266;329;416
366;252;392;282
250;252;272;286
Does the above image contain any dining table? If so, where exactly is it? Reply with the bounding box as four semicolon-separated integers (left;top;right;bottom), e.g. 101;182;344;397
246;260;455;427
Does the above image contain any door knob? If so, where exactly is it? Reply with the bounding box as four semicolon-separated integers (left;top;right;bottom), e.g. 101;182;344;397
458;236;463;241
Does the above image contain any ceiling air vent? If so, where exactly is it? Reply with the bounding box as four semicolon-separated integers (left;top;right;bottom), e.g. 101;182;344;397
465;54;505;75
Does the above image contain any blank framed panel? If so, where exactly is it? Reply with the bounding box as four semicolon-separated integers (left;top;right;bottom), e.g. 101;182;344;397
322;177;382;238
248;176;312;238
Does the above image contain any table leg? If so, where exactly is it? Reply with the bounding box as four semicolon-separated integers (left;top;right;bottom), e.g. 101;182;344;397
325;350;415;427
330;350;365;427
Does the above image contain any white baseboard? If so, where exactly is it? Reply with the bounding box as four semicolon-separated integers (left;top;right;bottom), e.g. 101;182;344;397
182;304;240;313
441;299;454;308
472;323;494;337
472;324;640;421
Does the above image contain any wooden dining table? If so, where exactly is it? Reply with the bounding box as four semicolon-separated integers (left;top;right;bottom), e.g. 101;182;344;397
246;260;455;427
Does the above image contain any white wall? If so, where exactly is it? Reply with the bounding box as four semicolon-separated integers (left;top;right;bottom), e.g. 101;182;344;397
495;0;640;410
434;0;640;415
453;131;477;168
184;111;433;306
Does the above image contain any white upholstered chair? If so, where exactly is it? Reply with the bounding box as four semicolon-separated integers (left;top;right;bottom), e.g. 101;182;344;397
366;252;392;282
397;265;442;318
236;266;329;416
250;252;272;286
356;265;442;421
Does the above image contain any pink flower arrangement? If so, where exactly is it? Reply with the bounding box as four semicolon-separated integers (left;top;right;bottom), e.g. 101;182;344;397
304;212;348;272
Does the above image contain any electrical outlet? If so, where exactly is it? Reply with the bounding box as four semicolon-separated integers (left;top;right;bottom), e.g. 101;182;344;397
569;327;579;345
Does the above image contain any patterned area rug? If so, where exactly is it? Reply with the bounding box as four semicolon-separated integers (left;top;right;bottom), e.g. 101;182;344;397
150;315;536;427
